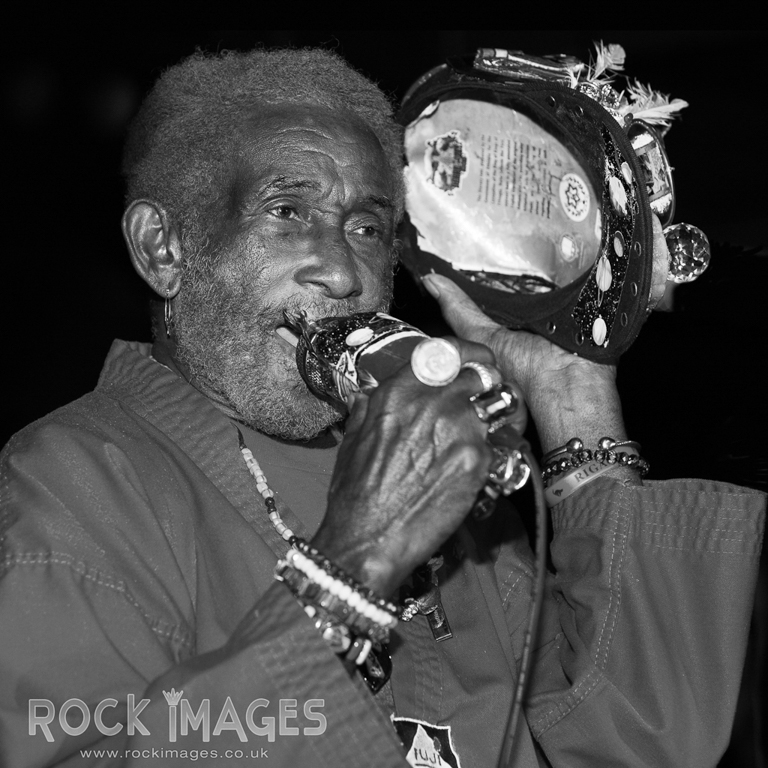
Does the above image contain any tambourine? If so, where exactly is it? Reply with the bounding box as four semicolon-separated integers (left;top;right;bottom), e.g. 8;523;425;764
398;44;710;363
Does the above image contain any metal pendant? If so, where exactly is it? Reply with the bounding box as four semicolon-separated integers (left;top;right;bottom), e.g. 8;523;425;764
400;556;453;642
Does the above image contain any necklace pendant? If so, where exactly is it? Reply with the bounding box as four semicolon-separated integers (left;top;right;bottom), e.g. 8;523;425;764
400;557;453;642
424;601;453;642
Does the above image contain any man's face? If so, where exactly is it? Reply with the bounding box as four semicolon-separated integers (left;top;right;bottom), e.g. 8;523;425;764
173;104;398;440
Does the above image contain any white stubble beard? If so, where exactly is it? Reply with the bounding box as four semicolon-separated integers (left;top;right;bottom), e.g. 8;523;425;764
172;256;392;440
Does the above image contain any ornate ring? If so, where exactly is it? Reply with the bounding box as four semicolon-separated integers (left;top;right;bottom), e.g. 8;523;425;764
488;446;531;494
469;383;520;431
410;338;462;386
460;362;500;394
472;445;532;519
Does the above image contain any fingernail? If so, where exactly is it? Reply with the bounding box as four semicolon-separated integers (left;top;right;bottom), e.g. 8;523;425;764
423;272;453;298
421;273;440;298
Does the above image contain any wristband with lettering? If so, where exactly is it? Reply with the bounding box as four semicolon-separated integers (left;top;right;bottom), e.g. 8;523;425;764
544;459;618;506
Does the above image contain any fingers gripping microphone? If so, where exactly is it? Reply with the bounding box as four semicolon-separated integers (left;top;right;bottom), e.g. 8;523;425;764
284;309;531;516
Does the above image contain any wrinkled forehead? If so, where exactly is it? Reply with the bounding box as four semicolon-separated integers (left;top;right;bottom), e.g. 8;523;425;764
227;102;396;206
247;102;379;141
241;103;386;169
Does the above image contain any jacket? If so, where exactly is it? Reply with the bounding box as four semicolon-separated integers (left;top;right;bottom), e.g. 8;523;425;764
1;340;764;767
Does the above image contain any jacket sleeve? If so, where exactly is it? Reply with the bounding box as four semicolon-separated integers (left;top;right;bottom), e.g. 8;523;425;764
524;476;765;768
0;422;408;768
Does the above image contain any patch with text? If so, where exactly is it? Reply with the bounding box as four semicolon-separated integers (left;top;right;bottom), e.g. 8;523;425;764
392;716;462;768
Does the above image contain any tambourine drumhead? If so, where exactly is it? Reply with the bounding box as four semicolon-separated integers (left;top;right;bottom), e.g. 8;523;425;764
405;98;602;293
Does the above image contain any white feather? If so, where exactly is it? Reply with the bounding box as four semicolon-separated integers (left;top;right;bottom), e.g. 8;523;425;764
618;80;688;128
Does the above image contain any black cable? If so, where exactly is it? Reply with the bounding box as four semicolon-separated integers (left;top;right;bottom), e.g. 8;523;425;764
498;448;548;768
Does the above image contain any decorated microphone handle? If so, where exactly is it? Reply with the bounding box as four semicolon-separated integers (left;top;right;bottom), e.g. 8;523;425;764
284;309;530;518
286;310;435;403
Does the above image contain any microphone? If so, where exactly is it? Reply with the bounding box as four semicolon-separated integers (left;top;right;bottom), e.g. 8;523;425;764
285;310;457;402
284;309;531;514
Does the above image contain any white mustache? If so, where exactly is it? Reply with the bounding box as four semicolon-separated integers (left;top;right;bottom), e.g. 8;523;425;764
267;295;390;329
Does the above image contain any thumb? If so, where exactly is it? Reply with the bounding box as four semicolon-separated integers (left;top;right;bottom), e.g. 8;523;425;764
343;391;370;438
422;273;500;344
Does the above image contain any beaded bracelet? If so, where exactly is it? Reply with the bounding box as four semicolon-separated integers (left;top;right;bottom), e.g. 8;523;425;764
346;636;373;666
290;538;399;618
543;436;640;466
275;559;395;646
542;437;649;483
285;549;397;631
303;604;353;653
542;436;649;506
543;447;648;483
274;539;398;645
302;604;376;666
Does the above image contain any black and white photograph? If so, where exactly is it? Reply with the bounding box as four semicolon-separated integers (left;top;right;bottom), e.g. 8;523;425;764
2;31;766;767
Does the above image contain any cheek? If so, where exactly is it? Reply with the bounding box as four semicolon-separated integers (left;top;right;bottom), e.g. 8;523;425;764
362;258;395;306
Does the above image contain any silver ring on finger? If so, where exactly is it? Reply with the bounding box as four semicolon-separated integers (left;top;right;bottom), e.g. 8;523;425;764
460;362;500;394
488;446;531;494
470;383;521;431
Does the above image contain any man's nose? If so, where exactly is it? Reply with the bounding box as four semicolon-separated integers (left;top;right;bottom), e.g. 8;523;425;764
293;226;363;300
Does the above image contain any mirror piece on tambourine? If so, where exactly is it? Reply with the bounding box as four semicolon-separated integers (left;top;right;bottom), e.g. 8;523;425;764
628;121;675;227
663;223;711;284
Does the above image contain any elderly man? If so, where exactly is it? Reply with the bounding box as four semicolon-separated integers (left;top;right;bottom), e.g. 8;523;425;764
0;47;764;768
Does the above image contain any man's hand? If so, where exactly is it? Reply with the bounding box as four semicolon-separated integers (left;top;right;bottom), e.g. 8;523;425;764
420;214;671;455
422;272;626;454
312;338;498;597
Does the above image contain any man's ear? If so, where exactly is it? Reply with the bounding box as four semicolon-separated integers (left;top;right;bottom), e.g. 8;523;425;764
122;200;183;298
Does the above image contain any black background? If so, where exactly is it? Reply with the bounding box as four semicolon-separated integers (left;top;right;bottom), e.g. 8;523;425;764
3;31;766;766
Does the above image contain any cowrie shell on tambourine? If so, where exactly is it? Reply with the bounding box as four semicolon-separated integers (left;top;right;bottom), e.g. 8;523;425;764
608;176;628;216
592;316;608;346
613;231;624;258
346;327;375;346
596;256;612;292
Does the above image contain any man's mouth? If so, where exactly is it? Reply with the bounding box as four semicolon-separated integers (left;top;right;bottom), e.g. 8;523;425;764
276;308;321;352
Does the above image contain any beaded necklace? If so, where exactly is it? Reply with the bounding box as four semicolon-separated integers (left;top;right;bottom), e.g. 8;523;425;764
236;428;296;542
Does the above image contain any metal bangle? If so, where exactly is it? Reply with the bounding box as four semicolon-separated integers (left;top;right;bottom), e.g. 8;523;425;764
542;448;649;482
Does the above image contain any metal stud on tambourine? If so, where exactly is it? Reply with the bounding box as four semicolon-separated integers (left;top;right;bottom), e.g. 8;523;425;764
397;43;711;363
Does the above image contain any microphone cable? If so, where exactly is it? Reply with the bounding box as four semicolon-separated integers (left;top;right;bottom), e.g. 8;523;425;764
498;447;548;768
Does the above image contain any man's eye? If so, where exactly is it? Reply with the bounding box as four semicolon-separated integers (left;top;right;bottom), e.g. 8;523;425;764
354;223;382;238
269;204;299;220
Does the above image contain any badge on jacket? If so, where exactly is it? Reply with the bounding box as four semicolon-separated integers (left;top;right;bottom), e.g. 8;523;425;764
392;716;462;768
